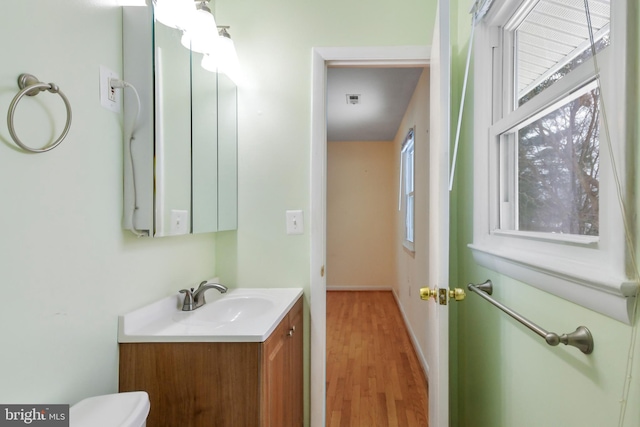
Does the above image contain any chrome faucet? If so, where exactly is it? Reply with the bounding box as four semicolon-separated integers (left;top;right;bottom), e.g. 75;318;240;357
179;280;228;311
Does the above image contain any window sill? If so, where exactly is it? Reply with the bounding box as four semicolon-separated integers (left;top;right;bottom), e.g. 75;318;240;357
491;229;599;247
468;243;636;324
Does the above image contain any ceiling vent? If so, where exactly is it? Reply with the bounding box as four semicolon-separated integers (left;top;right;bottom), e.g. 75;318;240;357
346;94;361;105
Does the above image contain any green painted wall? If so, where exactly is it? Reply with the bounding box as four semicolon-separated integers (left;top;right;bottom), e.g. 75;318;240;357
450;1;640;426
0;0;218;405
212;0;434;291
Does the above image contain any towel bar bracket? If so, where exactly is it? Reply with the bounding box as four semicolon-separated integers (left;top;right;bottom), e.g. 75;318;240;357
557;326;594;354
475;279;493;295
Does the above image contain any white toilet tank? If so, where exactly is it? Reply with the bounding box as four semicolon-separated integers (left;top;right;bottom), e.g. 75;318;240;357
70;391;149;427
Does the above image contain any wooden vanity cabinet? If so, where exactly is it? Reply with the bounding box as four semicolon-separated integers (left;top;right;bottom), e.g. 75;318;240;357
119;297;303;427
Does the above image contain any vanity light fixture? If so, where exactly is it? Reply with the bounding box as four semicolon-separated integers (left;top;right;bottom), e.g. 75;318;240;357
153;0;242;84
216;27;241;83
202;26;242;84
152;0;194;30
180;1;218;54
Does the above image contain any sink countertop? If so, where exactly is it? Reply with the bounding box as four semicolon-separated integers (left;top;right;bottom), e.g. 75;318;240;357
118;287;304;343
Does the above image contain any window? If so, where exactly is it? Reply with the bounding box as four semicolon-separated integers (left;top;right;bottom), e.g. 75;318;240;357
471;0;635;323
401;129;415;251
499;81;601;238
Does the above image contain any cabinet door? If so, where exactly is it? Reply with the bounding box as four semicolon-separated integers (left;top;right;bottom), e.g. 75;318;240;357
120;342;261;426
288;298;304;426
262;312;290;427
262;297;304;427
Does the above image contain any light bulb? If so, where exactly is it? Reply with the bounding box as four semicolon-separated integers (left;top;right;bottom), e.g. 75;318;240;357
180;2;218;54
153;0;194;30
217;34;242;84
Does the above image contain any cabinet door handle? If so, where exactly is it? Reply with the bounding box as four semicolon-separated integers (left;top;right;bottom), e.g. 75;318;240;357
288;326;296;336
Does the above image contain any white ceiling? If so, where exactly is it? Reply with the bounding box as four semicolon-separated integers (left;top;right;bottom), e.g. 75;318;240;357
326;67;424;142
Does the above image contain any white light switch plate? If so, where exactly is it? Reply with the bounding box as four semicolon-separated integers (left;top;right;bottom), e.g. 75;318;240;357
170;210;189;235
286;210;304;235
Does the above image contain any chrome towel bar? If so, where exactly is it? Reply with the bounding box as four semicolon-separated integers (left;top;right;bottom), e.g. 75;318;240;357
468;280;594;354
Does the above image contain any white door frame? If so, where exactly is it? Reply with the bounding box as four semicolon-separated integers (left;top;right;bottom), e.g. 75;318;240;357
310;45;430;427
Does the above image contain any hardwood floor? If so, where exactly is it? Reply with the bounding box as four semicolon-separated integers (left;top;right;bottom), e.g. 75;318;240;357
326;291;429;427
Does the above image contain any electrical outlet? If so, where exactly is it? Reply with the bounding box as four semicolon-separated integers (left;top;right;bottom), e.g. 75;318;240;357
108;81;116;102
99;65;121;113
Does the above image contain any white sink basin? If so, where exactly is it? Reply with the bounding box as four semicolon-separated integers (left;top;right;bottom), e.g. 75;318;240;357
118;288;303;343
172;295;275;326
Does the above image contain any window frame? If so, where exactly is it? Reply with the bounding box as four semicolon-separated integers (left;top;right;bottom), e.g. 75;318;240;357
401;128;415;252
495;76;602;239
470;0;637;324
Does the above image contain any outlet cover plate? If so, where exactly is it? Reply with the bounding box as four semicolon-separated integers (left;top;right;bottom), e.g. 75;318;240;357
99;65;121;113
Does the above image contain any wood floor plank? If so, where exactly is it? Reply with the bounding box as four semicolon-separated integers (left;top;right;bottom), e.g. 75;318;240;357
326;291;429;426
329;411;341;427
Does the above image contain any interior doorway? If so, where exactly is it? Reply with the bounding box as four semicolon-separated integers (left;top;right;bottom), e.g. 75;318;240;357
325;66;422;292
310;46;430;427
324;64;429;425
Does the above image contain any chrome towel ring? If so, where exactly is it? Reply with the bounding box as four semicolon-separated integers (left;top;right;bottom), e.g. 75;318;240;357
7;73;72;153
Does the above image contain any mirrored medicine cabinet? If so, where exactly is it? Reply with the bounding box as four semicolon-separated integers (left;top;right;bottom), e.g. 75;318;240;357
122;4;237;237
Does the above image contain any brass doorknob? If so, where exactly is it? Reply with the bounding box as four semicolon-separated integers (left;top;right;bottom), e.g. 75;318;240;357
419;287;437;301
449;288;466;301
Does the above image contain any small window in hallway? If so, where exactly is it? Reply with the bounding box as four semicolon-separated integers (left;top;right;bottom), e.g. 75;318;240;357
400;128;415;251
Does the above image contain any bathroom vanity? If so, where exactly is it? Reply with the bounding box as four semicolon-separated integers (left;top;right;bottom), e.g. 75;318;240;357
118;288;303;426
